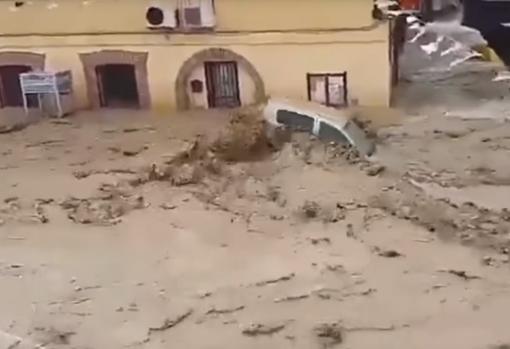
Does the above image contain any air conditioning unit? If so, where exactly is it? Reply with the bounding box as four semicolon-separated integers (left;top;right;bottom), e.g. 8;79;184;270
177;0;216;28
199;0;216;28
145;3;176;29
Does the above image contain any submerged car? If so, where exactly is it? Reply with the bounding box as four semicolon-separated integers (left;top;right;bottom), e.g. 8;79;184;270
263;98;375;157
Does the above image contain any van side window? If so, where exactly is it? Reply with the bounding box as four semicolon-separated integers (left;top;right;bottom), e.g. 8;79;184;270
318;121;348;144
276;109;314;132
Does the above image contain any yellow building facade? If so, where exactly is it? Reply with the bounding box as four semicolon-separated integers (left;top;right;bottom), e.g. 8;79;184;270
0;0;392;111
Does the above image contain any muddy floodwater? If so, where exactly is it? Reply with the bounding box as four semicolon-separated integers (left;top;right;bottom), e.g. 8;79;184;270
2;65;510;349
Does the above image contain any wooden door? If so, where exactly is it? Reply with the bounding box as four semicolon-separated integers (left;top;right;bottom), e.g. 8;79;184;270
205;61;241;108
95;65;107;107
0;65;31;107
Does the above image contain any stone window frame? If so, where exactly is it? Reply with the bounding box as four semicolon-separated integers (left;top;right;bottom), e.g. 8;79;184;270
0;51;45;108
79;50;150;109
0;51;45;70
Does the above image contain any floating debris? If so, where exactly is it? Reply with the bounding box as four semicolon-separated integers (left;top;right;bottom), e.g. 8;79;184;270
254;273;295;287
242;322;287;336
148;309;193;334
313;322;344;348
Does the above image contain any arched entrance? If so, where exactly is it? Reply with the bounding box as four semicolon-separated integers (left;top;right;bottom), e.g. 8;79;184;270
0;52;45;107
79;50;150;109
175;48;265;110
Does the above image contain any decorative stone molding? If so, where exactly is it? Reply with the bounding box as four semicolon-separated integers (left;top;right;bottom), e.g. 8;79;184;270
79;50;150;109
0;51;45;70
175;48;265;110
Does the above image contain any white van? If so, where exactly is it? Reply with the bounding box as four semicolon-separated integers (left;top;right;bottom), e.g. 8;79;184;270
263;98;375;157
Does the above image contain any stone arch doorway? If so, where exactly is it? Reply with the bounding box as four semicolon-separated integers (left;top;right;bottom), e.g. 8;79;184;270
79;50;150;109
175;48;265;110
0;52;45;108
